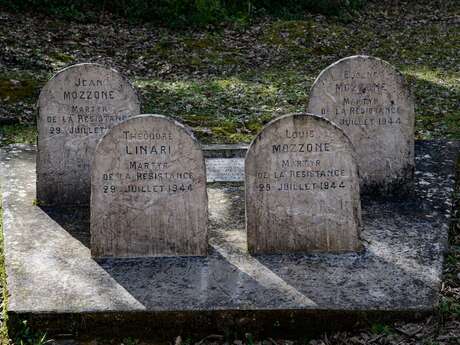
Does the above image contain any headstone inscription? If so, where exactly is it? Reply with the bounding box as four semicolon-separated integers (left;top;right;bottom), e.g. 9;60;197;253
91;114;208;258
308;55;415;194
37;63;140;206
245;113;361;254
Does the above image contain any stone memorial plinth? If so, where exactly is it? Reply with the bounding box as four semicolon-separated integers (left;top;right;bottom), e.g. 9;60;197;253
245;113;361;254
1;140;459;338
91;114;208;258
37;63;140;206
308;56;415;194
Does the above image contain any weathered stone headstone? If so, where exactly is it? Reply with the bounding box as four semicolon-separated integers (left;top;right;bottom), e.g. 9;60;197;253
245;113;361;254
37;63;140;206
91;114;208;258
308;55;415;194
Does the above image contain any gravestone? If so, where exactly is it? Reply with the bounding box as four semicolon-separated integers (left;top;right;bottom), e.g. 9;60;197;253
37;63;140;206
91;114;208;258
308;55;415;194
245;113;361;254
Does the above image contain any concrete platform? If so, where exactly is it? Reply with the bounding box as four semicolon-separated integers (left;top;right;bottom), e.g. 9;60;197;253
0;141;459;339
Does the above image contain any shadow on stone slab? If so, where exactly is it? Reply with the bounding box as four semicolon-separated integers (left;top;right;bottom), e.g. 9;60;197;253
40;206;90;249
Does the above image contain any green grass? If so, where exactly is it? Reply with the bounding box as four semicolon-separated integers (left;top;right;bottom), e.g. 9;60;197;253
439;296;460;320
0;124;36;146
9;321;48;345
0;199;9;345
0;74;41;105
137;70;307;143
370;323;393;336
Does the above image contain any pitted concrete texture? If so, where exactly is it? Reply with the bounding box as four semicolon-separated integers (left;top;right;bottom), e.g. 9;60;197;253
1;141;459;336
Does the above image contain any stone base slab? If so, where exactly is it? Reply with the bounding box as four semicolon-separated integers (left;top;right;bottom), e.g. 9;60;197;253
1;141;459;338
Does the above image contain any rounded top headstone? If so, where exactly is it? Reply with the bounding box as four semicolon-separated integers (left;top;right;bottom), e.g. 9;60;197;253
38;63;139;108
37;63;141;206
245;113;362;254
308;55;415;195
91;114;208;258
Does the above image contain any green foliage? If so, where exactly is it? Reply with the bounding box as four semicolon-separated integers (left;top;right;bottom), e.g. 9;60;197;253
0;0;367;25
370;323;393;335
11;320;49;345
253;0;366;17
121;337;140;345
0;124;37;146
0;77;41;104
0;203;9;345
439;296;460;320
245;333;255;345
